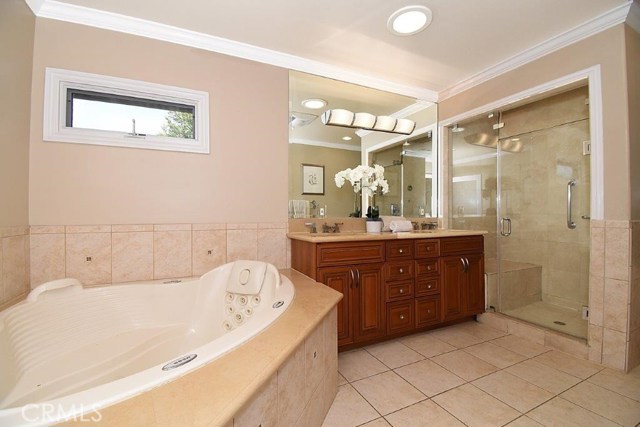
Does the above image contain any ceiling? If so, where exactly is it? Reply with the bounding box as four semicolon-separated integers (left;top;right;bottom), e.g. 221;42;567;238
31;0;632;98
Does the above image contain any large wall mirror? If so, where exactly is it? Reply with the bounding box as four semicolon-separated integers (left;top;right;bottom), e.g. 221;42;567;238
288;71;438;219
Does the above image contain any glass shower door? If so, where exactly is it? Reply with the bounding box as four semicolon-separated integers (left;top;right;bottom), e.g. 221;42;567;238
497;118;591;339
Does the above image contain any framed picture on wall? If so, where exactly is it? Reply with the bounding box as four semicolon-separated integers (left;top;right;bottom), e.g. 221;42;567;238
302;164;325;195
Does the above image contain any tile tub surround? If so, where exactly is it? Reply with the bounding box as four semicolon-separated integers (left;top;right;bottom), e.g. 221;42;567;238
29;222;289;289
57;269;341;427
325;321;640;427
0;226;30;311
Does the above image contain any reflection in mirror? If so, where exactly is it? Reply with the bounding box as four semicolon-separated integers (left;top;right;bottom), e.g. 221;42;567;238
288;70;437;218
369;130;435;217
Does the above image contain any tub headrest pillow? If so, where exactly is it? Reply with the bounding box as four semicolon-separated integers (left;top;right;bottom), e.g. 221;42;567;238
226;260;269;295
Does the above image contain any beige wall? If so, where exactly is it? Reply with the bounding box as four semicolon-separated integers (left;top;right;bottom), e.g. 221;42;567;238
29;19;289;225
440;25;630;221
627;25;640;221
288;144;360;217
0;0;34;227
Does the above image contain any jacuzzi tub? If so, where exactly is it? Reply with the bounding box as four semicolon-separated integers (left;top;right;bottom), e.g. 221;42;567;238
0;260;295;427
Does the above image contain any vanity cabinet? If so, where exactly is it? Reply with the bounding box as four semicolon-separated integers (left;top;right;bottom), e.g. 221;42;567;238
290;234;484;350
314;242;386;346
440;236;485;321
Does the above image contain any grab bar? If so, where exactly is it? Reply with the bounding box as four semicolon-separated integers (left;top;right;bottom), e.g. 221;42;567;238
567;179;576;229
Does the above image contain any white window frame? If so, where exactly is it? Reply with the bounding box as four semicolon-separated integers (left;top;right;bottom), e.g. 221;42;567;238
43;68;210;154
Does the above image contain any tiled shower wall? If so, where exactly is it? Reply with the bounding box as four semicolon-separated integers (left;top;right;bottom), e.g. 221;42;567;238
0;227;30;311
29;223;289;289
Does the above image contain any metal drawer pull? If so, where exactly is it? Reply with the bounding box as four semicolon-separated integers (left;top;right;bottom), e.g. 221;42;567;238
400;315;405;320
399;288;404;294
427;285;432;289
399;248;404;253
399;268;404;273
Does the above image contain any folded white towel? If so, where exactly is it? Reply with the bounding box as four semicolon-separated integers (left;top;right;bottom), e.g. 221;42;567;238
226;260;268;295
381;215;404;232
389;220;414;233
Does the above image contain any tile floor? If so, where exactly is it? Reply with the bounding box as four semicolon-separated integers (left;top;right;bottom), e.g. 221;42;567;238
322;321;640;427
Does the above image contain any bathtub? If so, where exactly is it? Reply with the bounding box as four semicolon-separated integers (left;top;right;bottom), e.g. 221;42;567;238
0;260;295;427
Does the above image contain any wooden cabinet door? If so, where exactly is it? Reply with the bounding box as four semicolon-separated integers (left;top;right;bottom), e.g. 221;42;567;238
318;267;353;346
441;256;465;321
353;263;386;342
464;254;485;315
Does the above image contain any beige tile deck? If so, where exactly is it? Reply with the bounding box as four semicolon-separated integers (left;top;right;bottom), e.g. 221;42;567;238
324;321;640;426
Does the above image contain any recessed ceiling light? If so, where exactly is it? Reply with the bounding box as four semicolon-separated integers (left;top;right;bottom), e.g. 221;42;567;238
342;136;352;141
387;6;432;36
301;98;327;109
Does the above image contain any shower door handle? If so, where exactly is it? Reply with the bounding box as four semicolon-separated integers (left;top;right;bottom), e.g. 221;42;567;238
567;179;577;229
500;217;512;236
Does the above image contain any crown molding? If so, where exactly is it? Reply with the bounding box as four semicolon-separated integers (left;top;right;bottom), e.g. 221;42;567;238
24;0;45;14
627;1;640;33
289;138;360;152
439;1;633;101
34;0;437;102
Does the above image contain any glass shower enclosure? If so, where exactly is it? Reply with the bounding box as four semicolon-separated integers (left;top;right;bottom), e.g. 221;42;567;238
449;85;591;339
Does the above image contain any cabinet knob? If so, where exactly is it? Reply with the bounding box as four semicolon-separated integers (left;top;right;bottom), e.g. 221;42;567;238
399;288;404;294
427;309;432;314
399;268;404;273
427;266;432;271
400;315;405;320
399;248;404;254
427;247;432;251
427;285;432;289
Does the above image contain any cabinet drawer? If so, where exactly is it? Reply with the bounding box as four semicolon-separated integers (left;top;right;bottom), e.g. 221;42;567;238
416;277;439;296
416;259;439;276
387;300;414;334
415;239;440;258
385;260;415;282
416;297;440;327
440;236;484;255
386;280;414;301
386;241;414;260
317;242;385;266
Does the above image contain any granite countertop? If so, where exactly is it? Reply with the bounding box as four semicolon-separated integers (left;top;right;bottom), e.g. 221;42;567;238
61;270;342;427
287;229;487;243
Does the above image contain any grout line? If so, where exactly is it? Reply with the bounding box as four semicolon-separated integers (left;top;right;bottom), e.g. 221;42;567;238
335;327;625;427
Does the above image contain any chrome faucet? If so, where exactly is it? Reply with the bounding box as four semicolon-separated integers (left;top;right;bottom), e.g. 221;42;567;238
322;222;343;233
304;222;317;233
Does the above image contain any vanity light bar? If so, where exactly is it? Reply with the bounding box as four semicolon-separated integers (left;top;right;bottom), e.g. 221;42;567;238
321;109;416;135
